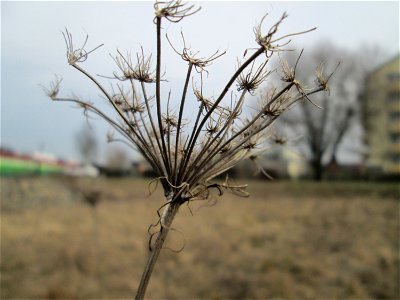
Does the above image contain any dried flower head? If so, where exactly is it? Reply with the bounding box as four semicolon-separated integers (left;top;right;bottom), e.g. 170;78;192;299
279;49;303;83
254;12;289;54
315;62;340;93
194;87;213;110
254;13;316;57
237;60;272;94
43;3;335;299
162;113;178;128
262;89;293;117
167;31;226;73
62;29;103;65
113;49;156;83
40;75;62;100
154;0;200;23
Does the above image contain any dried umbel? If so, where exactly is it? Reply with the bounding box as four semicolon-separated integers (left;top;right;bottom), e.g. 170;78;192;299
43;1;334;298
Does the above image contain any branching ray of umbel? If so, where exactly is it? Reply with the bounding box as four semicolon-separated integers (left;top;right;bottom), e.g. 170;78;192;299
42;1;334;299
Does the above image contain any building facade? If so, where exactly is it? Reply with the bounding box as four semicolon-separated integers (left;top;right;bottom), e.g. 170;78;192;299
362;55;400;174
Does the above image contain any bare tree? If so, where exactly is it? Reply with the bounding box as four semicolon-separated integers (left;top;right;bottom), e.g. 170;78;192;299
75;124;98;164
42;1;333;298
277;41;362;180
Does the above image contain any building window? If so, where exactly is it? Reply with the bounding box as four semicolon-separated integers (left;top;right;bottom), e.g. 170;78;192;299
390;154;400;164
387;91;400;101
389;111;400;122
387;73;400;82
390;133;400;143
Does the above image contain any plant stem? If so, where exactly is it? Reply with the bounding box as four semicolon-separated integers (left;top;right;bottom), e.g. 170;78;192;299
135;201;180;300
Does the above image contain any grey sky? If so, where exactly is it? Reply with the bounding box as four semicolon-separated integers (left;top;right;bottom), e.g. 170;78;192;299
1;1;399;163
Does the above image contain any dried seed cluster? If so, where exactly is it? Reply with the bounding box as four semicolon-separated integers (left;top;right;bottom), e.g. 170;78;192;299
44;0;334;206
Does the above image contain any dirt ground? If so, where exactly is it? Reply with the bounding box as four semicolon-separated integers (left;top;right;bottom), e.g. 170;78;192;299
1;176;399;299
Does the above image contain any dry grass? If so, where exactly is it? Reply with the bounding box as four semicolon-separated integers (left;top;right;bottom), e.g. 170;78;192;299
1;176;399;299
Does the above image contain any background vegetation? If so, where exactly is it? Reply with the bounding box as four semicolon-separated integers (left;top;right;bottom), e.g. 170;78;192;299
1;176;398;299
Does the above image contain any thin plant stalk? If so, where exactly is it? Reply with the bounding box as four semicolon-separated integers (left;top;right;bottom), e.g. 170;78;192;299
135;201;180;300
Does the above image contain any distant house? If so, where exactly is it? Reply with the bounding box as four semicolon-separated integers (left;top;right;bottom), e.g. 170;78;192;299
232;147;308;180
65;163;99;177
134;160;157;177
361;55;400;175
260;147;308;179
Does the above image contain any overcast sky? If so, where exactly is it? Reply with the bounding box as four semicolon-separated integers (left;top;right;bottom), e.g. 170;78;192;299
1;1;399;163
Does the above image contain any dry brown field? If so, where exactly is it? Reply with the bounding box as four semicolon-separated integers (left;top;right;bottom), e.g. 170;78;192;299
1;176;399;299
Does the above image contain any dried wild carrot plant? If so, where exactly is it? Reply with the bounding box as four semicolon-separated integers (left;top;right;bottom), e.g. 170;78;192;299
43;1;334;298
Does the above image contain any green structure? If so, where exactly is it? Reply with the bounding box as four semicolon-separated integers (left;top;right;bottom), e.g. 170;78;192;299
0;156;64;176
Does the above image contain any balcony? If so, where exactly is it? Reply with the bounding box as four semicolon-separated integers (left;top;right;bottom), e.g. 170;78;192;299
388;101;400;112
388;122;400;133
388;143;400;155
387;81;400;92
386;163;400;174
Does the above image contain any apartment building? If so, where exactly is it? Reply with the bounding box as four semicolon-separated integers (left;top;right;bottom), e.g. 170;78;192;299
362;55;400;174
